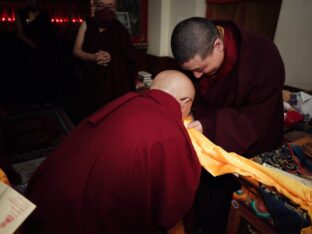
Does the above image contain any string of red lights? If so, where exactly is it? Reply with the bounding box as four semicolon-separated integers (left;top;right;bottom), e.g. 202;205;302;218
1;15;83;24
0;1;87;24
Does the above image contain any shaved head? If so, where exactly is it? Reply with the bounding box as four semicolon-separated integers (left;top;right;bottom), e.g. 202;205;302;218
171;17;219;64
151;70;194;100
150;70;195;119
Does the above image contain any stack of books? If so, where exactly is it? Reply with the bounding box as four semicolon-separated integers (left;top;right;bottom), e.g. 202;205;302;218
138;71;153;87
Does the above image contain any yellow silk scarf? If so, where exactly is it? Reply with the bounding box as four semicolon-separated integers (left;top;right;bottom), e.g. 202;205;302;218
184;120;312;234
0;169;10;186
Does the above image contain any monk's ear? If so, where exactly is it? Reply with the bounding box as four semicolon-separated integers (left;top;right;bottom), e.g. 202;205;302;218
180;101;187;110
180;99;192;119
180;103;187;119
214;38;224;52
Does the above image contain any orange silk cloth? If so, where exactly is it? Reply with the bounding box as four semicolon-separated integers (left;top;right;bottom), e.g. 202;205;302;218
184;120;312;233
0;169;10;186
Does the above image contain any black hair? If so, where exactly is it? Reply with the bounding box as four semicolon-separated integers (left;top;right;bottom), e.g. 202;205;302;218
171;17;219;64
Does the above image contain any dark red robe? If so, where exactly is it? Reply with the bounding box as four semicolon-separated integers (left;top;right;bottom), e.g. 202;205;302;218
16;7;58;103
22;90;201;234
193;20;285;157
79;18;138;118
190;20;285;234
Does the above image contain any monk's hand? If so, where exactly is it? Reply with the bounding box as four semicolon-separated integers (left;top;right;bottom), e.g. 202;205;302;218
95;50;111;66
282;90;292;102
187;120;203;133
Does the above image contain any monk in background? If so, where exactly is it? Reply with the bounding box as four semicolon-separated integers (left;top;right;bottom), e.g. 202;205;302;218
21;70;201;234
73;0;138;120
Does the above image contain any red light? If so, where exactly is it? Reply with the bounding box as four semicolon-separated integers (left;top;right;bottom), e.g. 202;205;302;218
0;15;85;24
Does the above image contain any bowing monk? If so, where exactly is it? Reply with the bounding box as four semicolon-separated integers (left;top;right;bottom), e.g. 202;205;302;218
22;70;201;234
171;17;285;233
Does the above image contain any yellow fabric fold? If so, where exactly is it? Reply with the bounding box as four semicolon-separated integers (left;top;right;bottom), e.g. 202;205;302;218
0;168;10;186
184;120;312;233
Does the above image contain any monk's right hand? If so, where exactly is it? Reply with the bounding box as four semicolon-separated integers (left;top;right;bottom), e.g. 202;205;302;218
187;120;203;133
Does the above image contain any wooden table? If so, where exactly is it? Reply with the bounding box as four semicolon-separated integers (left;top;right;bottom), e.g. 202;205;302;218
226;176;278;234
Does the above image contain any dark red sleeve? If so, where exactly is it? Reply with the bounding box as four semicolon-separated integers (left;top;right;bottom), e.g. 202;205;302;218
194;35;285;156
149;136;201;229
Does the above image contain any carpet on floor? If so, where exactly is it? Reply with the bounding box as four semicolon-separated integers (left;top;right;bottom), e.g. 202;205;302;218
0;108;74;184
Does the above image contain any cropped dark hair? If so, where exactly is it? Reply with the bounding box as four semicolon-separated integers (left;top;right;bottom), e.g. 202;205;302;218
171;17;219;64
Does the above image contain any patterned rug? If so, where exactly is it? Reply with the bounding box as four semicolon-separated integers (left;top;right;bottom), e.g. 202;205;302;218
0;108;74;184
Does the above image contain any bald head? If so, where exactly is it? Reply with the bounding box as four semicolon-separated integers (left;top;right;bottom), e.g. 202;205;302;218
151;70;194;100
150;70;195;119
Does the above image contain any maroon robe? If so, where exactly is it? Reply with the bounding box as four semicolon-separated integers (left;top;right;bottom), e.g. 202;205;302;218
79;18;138;118
16;7;58;103
17;7;54;50
190;20;285;234
22;90;201;234
193;20;285;157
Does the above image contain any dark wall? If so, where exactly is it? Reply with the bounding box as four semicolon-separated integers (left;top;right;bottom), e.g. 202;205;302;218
136;53;182;78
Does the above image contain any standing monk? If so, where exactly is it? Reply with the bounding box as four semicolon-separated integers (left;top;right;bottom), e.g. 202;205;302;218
73;0;137;119
171;17;285;233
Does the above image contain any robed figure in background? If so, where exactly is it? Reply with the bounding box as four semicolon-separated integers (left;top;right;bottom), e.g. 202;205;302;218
73;0;138;120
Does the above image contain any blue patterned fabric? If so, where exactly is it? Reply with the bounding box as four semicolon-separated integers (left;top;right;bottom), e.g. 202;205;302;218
259;185;311;234
252;145;312;233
